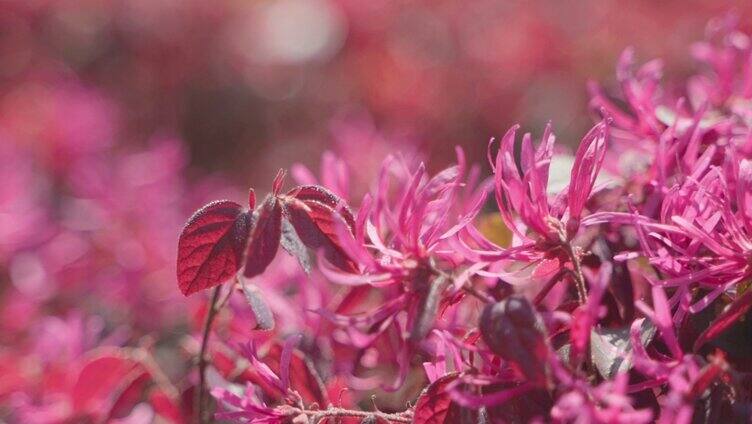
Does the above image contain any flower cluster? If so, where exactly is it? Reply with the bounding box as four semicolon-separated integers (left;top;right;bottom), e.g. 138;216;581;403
170;16;752;424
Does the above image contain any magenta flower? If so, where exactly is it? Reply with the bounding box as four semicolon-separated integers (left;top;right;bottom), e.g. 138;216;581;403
609;154;752;320
454;119;609;276
628;286;732;423
551;373;653;424
310;150;491;388
492;120;609;243
211;337;308;423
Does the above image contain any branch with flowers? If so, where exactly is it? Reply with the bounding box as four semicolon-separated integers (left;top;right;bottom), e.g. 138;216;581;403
177;16;752;424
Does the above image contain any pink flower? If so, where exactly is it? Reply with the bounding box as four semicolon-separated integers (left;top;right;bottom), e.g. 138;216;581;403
311;150;489;388
457;119;608;268
628;287;731;424
211;336;300;419
551;373;653;424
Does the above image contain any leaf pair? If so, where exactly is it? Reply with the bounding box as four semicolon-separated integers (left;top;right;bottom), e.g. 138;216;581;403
177;174;355;296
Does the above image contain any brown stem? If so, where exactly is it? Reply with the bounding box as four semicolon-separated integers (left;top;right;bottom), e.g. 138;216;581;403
196;285;222;424
432;263;494;305
533;269;567;305
547;217;587;304
303;407;413;423
562;242;587;304
463;284;494;304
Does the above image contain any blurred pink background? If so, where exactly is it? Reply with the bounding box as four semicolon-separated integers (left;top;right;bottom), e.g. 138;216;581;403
2;0;750;183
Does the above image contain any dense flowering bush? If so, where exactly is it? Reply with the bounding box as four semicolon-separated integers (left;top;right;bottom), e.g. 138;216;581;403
4;13;752;424
169;16;752;424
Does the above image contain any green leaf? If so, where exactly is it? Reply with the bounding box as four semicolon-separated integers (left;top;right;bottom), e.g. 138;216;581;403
241;278;275;331
590;318;655;379
280;217;312;274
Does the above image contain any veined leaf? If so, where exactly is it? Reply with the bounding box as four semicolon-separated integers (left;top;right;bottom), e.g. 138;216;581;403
177;200;251;296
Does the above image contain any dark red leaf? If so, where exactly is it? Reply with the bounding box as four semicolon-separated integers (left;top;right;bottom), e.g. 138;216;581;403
244;196;282;278
480;296;551;386
413;373;477;424
485;385;553;423
177;200;251;296
694;290;752;352
287;185;356;229
285;198;357;272
241;278;275;330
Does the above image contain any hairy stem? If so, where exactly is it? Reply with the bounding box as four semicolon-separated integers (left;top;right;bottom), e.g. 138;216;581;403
548;217;587;304
196;285;222;424
303;407;413;423
563;243;587;304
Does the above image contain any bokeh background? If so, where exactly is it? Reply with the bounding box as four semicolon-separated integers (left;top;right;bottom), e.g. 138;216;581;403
1;0;752;420
3;0;751;182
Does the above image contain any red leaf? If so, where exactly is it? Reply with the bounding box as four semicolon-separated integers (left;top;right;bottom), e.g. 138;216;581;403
244;196;282;278
177;200;251;296
285;198;357;272
72;351;149;419
413;374;477;424
693;290;752;352
288;185;356;229
149;389;185;424
109;372;151;419
269;342;328;405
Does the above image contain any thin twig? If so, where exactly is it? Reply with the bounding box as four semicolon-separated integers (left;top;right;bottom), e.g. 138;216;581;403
547;216;587;305
533;269;567;305
303;407;413;423
432;262;494;305
196;285;222;424
562;242;587;304
216;277;238;311
463;284;495;304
